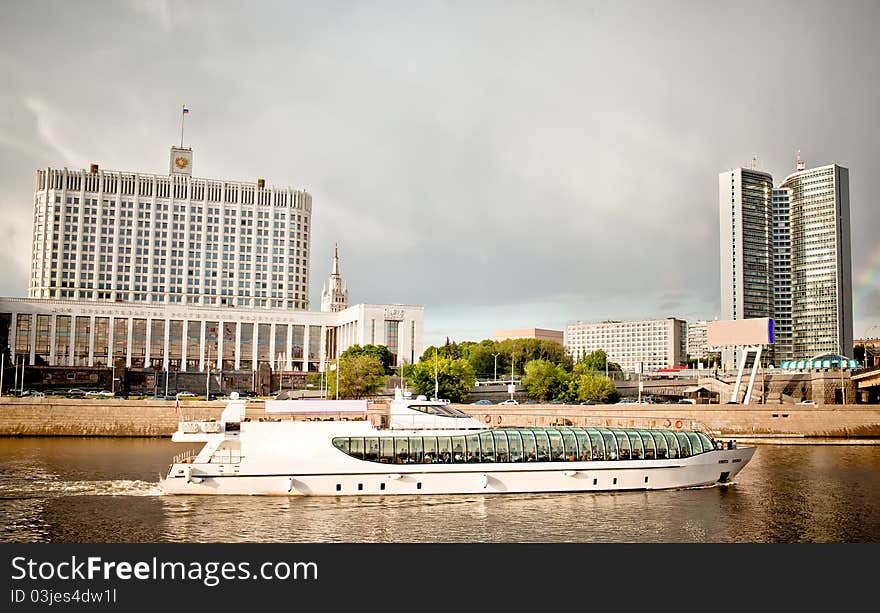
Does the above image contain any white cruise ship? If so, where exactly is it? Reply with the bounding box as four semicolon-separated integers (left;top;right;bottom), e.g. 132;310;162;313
160;390;754;496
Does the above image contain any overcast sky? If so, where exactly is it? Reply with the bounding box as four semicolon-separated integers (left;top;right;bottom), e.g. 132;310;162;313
1;0;878;348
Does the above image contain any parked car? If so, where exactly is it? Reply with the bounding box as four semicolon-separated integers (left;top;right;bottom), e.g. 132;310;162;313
498;399;519;405
796;400;816;405
85;390;114;397
678;399;696;404
20;390;46;398
470;399;493;405
66;388;86;398
176;391;196;398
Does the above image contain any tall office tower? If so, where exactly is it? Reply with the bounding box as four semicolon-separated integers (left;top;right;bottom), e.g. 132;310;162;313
780;162;853;358
321;243;349;313
29;147;312;309
719;167;774;368
771;187;793;362
719;168;775;321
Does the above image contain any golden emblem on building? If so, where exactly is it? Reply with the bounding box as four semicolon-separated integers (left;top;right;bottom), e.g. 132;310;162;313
174;156;189;169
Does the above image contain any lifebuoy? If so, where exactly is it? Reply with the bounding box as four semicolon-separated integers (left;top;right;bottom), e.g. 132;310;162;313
496;415;502;425
675;420;683;429
484;415;492;424
664;418;672;428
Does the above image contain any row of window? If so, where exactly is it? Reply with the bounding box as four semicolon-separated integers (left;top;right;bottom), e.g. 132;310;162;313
331;428;715;465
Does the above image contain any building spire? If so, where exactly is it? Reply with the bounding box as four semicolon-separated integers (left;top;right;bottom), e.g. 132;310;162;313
321;242;349;313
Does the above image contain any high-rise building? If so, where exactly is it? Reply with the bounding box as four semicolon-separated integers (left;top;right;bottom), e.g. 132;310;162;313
719;168;775;323
564;318;687;372
29;147;312;309
718;158;853;363
771;187;793;362
780;163;852;358
321;243;349;313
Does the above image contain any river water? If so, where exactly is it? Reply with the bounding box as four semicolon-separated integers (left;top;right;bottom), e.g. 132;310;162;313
1;438;878;543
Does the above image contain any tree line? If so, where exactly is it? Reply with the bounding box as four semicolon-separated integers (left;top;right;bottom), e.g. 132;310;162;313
324;339;620;405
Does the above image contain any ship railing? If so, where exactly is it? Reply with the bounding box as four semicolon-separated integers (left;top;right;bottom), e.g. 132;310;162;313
256;412;369;422
172;449;200;464
379;414;486;430
470;413;713;435
177;420;223;434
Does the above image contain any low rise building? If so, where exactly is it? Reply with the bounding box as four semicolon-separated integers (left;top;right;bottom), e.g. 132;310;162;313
564;318;687;372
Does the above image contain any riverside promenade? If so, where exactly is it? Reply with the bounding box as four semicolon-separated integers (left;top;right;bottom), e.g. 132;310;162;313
0;398;879;440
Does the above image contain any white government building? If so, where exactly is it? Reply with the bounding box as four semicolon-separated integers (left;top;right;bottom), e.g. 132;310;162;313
4;144;423;374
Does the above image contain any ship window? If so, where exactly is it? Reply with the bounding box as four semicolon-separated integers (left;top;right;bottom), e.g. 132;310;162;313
547;430;565;462
521;430;537;462
379;438;394;463
451;436;465;463
535;431;551;462
394;438;410;464
687;432;705;454
588;430;605;460
479;431;495;462
696;432;713;453
422;436;437;463
332;437;350;454
465;434;481;463
507;430;523;462
357;483;363;491
574;429;591;461
493;431;508;462
365;437;379;462
663;432;679;459
640;432;655;459
417;482;422;490
593;478;598;485
349;438;364;460
628;431;644;460
336;483;341;491
602;432;618;460
675;432;692;458
652;432;668;459
409;437;423;463
560;429;578;461
613;477;617;485
380;483;385;491
437;436;452;463
645;476;649;483
613;431;630;460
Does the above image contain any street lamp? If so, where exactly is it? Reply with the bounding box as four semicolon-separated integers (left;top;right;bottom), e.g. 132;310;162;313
491;352;501;382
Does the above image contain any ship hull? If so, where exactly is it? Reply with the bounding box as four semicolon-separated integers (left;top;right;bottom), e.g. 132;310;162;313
160;446;755;496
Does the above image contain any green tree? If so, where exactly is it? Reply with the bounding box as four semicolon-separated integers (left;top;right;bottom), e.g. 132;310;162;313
576;373;618;403
341;344;395;374
328;354;387;399
578;349;621;373
405;354;476;403
522;359;561;401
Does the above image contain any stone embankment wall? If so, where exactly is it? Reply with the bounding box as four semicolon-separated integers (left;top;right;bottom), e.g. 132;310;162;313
466;403;880;438
0;398;878;439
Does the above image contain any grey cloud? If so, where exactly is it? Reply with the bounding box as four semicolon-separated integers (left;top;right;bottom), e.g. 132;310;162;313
1;1;878;348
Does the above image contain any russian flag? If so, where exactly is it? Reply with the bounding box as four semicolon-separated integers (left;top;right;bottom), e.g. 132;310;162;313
182;107;189;115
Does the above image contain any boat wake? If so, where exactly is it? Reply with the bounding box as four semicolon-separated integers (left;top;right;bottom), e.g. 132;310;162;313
0;479;163;498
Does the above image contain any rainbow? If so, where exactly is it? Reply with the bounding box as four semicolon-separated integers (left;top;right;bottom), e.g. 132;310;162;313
853;242;880;324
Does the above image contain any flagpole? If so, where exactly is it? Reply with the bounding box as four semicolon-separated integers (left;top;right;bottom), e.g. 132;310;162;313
180;105;186;148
